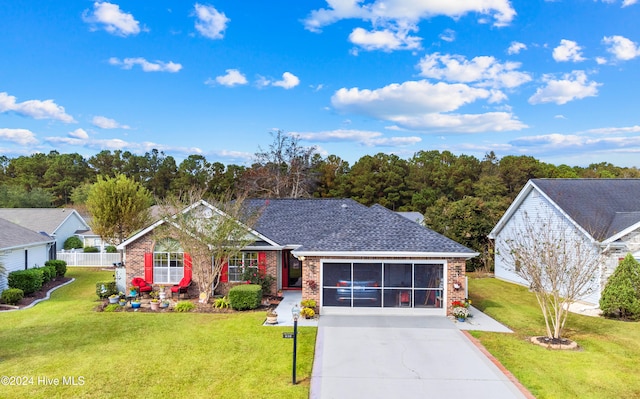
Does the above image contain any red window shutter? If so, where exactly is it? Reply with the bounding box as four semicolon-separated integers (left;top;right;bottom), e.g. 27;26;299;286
144;253;153;283
184;253;192;281
258;252;267;275
220;261;229;283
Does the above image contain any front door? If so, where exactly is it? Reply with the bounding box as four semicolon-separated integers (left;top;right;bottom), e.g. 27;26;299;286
283;251;302;289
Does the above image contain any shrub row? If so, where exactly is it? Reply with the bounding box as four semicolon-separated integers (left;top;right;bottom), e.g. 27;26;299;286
8;269;43;295
45;259;67;277
96;281;118;299
228;284;262;310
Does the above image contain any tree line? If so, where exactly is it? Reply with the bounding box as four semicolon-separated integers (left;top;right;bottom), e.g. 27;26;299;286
2;132;639;270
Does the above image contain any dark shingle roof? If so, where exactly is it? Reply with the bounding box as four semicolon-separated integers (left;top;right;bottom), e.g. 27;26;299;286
532;179;640;240
245;198;474;254
0;218;53;249
0;208;86;234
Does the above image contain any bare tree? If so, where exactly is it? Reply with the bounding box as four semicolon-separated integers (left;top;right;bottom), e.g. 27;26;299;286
498;210;604;339
155;189;262;300
242;130;317;198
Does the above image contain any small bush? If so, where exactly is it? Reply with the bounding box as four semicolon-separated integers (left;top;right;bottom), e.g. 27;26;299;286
83;246;99;253
301;299;316;308
240;267;275;295
96;281;117;299
39;265;57;284
174;301;196;312
45;260;67;277
105;245;117;253
213;296;230;309
600;254;640;320
1;288;24;305
228;284;262;310
103;303;120;312
63;236;83;250
8;269;43;295
301;306;315;319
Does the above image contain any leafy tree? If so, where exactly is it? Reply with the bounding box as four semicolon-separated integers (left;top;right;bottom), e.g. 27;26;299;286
86;174;152;244
600;254;640;320
497;210;604;339
155;189;261;300
0;185;53;207
88;150;126;178
43;152;91;206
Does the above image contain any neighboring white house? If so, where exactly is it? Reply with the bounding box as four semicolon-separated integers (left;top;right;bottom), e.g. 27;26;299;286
489;178;640;306
0;218;55;292
0;208;90;251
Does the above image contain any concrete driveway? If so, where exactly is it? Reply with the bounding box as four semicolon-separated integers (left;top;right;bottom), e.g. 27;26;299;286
309;315;530;399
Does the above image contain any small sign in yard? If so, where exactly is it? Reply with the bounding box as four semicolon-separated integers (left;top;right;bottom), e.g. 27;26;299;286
282;332;294;339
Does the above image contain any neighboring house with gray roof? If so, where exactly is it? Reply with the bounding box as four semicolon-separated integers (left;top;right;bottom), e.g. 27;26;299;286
0;208;90;251
489;178;640;307
0;218;55;292
118;198;477;316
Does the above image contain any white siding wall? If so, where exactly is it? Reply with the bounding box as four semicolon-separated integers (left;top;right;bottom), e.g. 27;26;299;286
0;243;51;292
53;213;88;250
494;189;602;305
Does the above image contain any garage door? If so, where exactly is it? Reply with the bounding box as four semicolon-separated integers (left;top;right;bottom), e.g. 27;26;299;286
321;261;444;309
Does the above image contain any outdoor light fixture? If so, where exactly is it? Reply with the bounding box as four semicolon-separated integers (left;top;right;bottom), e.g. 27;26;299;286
291;304;301;384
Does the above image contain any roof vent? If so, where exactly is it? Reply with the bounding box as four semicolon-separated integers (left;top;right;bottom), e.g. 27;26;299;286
341;203;348;209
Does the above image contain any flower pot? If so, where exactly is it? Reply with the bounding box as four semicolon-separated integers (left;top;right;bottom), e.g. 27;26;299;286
131;301;141;309
457;317;465;322
119;300;126;306
266;315;278;324
108;297;119;304
150;301;160;311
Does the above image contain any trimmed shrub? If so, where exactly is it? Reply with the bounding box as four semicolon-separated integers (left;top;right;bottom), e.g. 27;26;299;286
8;269;43;295
1;288;24;305
96;281;117;299
39;265;56;284
600;253;640;320
228;284;262;310
45;259;67;277
105;245;117;253
63;236;83;250
174;301;196;312
83;246;99;253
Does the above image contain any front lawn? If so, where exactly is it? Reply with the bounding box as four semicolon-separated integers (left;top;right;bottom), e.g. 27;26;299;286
469;276;640;399
0;268;315;399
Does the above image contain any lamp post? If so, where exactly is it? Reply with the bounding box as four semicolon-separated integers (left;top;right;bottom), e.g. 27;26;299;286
291;304;301;385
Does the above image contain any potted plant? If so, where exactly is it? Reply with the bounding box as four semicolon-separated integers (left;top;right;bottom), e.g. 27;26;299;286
150;298;160;311
108;294;119;304
131;298;141;309
129;286;138;297
159;299;170;309
266;309;278;324
452;306;468;322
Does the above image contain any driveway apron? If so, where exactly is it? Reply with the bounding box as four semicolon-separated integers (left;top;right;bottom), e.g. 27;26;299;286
310;315;527;399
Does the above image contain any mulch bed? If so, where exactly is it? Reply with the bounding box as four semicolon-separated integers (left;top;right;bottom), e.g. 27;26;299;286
530;336;578;350
0;277;73;311
95;295;283;313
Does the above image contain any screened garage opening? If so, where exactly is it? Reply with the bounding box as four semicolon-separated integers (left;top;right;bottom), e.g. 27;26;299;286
322;262;444;309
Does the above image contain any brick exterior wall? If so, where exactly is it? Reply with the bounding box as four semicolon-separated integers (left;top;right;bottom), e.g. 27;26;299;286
216;251;278;296
124;231;155;287
301;255;468;315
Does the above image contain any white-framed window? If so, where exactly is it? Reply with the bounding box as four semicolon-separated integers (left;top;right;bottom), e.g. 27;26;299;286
228;252;258;282
153;238;184;284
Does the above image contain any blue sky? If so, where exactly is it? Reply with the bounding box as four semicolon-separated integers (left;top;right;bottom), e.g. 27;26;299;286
1;1;640;167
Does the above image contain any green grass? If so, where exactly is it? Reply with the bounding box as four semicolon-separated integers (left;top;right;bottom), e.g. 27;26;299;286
0;269;315;399
469;276;640;399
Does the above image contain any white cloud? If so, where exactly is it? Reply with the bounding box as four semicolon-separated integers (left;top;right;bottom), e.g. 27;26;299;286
109;57;182;72
293;129;421;147
83;2;141;36
272;72;300;89
439;29;456;43
417;53;532;89
528;70;600;105
507;41;526;55
0;92;75;123
552;39;585;62
69;128;89;139
603;35;640;61
349;26;421;51
331;80;527;132
92;116;130;129
583;125;640;135
0;128;39;145
210;69;248;87
599;0;638;6
303;0;516;32
194;3;229;39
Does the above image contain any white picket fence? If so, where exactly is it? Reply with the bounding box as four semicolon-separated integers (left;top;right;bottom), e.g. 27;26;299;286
57;252;122;267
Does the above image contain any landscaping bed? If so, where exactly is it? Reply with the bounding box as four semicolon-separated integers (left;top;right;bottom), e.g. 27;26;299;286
0;276;72;311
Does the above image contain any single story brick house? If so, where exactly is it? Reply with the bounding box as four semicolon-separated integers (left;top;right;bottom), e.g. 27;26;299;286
118;198;477;316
